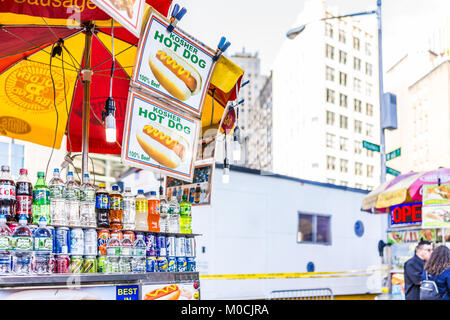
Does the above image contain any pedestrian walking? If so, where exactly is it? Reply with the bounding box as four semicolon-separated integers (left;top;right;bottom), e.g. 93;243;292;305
404;240;433;300
420;245;450;300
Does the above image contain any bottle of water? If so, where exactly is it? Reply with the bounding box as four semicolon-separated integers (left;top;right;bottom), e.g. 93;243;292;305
119;236;133;273
159;189;169;233
33;217;52;274
131;233;146;273
12;214;33;275
80;174;96;227
0;214;12;274
48;168;66;225
122;187;136;230
168;189;180;233
106;232;120;273
64;171;80;226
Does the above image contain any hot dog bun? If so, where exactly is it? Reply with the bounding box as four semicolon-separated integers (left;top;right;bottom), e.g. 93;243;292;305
144;285;181;300
136;123;189;169
149;49;202;101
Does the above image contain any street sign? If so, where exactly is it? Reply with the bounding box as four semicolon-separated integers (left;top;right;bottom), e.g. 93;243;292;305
387;166;401;177
386;148;401;161
362;140;380;152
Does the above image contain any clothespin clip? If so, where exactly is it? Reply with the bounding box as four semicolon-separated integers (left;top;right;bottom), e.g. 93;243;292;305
236;99;245;107
51;38;64;57
167;4;187;33
213;36;231;61
240;80;250;88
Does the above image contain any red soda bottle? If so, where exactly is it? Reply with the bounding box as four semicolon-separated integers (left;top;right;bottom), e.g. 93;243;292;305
0;165;16;222
15;169;33;223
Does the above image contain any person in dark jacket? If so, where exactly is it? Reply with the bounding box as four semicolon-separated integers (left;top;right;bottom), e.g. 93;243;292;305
421;245;450;300
404;241;433;300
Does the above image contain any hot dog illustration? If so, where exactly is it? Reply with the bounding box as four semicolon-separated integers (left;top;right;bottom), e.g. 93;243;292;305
109;0;136;18
144;285;181;300
136;123;189;169
149;49;202;101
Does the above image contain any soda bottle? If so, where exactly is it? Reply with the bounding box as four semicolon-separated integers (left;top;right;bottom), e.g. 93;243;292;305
80;174;96;227
159;189;169;233
131;233;146;273
179;195;192;234
135;190;148;231
119;236;133;273
48;168;66;225
194;184;201;204
64;171;80;226
32;172;51;225
15;169;32;223
168;189;180;233
148;191;160;232
12;214;33;274
0;213;12;274
0;165;16;222
33;217;52;274
122;187;136;230
109;185;123;230
96;183;110;228
106;232;120;273
176;187;182;203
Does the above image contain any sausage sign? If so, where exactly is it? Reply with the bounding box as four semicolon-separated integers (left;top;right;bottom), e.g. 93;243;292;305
132;9;216;118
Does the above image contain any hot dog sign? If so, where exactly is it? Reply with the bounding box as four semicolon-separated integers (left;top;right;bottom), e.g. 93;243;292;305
132;9;216;117
122;90;200;182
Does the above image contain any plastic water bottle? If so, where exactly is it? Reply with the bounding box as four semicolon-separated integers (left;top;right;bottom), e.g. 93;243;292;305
106;232;120;273
122;187;136;230
135;190;148;231
159;189;169;233
12;214;33;275
131;233;146;273
179;195;192;233
119;236;133;273
80;174;96;227
0;214;12;274
48;168;66;225
168;189;180;233
33;217;52;274
64;172;80;226
32;172;50;224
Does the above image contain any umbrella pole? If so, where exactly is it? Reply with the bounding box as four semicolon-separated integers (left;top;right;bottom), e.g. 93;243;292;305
81;25;93;183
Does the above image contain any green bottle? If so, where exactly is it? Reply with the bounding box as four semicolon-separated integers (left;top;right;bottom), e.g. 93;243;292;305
179;194;192;233
32;172;51;224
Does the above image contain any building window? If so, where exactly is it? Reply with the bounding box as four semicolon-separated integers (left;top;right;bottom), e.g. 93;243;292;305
366;83;373;97
326;44;334;59
366;123;374;137
353;78;362;93
354;140;362;154
340;159;348;173
366;149;374;158
366;103;374;116
355;162;363;176
354;120;362;134
353;36;360;50
355;183;363;189
339;72;347;86
326;178;336;184
325;66;335;81
297;213;331;245
339;93;348;108
366;62;373;76
367;165;374;178
326;155;336;170
339;50;347;64
339;29;346;43
354;99;362;113
365;42;372;56
353;57;361;71
326;110;335;126
340;181;348;187
326;133;335;148
339;137;348;151
326;88;335;103
340;115;348;129
325;23;333;38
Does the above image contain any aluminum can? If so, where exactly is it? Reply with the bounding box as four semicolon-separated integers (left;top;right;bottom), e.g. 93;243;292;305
83;256;97;273
97;229;110;256
49;253;57;273
56;254;70;273
69;228;84;255
47;226;56;254
167;256;177;272
145;233;156;256
166;236;176;257
55;227;70;254
156;234;166;257
97;256;107;273
185;236;196;257
146;256;156;272
175;236;186;257
156;256;167;272
70;255;84;273
83;229;97;256
186;257;196;272
123;231;135;243
176;257;187;272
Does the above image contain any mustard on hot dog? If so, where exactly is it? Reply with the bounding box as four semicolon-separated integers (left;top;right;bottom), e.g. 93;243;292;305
144;285;181;300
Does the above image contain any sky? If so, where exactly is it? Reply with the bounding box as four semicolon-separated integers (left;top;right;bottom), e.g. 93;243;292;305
172;0;450;76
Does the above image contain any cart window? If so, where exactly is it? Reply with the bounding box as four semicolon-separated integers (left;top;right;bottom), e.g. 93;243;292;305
297;212;331;245
298;214;313;242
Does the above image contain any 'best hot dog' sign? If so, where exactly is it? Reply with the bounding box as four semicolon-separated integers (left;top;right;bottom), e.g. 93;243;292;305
132;10;216;118
122;90;200;182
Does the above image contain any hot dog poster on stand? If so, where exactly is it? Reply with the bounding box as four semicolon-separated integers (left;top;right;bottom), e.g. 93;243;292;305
122;90;200;182
422;184;450;228
141;283;200;300
132;9;216;117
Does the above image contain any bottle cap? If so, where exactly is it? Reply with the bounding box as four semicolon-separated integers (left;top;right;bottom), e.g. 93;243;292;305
54;168;60;173
84;174;89;178
138;189;144;194
0;214;6;221
150;191;156;195
37;171;44;177
18;214;27;223
19;168;27;175
125;187;131;192
39;216;47;224
112;185;119;191
1;165;9;171
68;171;73;176
99;183;106;188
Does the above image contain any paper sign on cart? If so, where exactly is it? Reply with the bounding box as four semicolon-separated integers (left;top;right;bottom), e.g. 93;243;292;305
132;10;216;117
90;0;145;37
122;89;200;182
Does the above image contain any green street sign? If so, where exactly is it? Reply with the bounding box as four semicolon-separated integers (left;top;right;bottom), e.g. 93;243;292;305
362;140;380;152
386;148;401;161
386;166;401;176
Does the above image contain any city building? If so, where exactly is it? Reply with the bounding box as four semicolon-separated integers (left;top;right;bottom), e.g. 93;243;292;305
272;0;380;190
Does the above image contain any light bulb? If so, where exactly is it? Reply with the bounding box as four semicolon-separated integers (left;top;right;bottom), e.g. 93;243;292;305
233;139;241;162
105;113;116;143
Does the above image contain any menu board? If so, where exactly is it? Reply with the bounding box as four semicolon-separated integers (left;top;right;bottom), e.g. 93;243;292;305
422;184;450;228
141;283;199;300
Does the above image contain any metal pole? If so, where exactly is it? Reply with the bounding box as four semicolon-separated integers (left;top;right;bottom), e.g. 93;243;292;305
377;0;386;184
81;25;93;183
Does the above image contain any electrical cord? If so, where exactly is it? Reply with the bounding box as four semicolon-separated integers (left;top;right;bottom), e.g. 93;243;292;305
46;43;59;180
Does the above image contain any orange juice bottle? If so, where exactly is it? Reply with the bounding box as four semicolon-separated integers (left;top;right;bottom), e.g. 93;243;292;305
147;191;160;232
